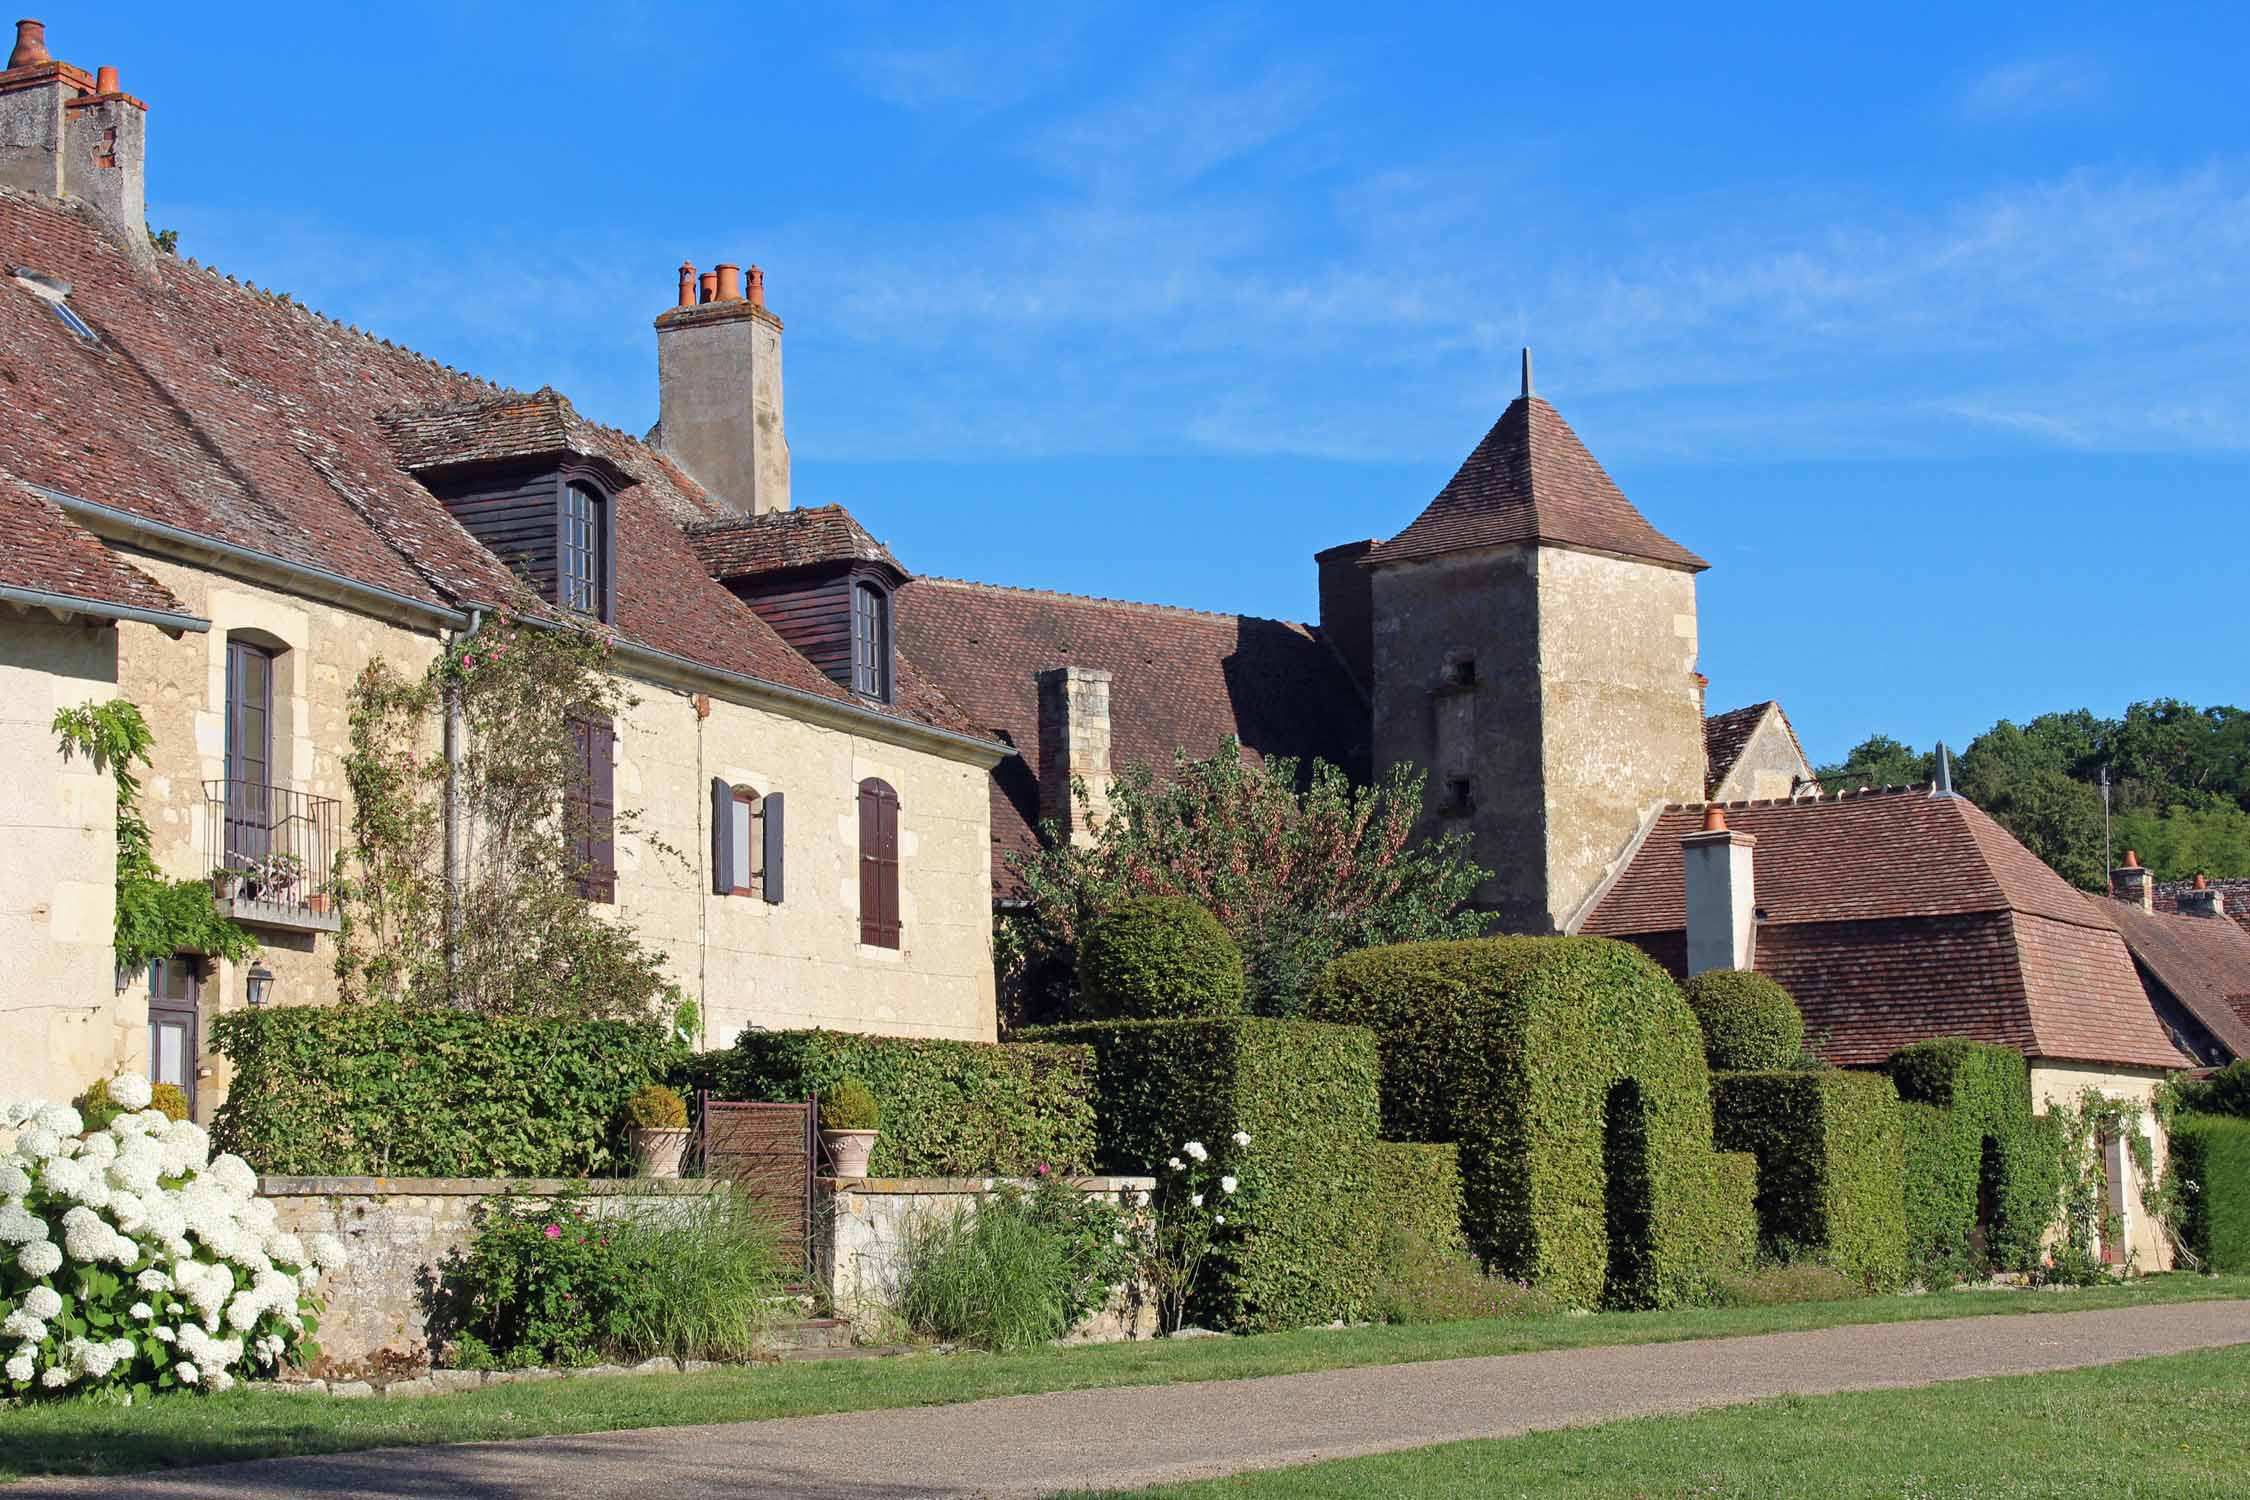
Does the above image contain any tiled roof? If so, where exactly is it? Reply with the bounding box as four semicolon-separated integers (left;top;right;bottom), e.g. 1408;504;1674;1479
893;577;1371;889
1377;395;1707;571
2094;895;2250;1061
2156;878;2250;938
1579;788;2192;1069
0;188;984;745
378;388;625;479
1703;702;1778;797
0;476;187;619
686;504;906;581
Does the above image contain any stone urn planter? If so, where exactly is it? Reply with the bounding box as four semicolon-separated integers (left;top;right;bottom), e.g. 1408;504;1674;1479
821;1129;878;1179
631;1127;691;1180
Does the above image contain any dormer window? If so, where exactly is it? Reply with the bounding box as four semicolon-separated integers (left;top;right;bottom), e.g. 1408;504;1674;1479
851;580;892;702
560;480;606;616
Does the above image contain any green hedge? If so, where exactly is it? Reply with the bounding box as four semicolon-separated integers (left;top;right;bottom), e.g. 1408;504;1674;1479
1681;971;1805;1071
2170;1061;2250;1120
1308;936;1754;1309
1026;1016;1404;1331
209;1005;682;1177
1884;1040;2057;1278
1076;896;1245;1021
687;1029;1096;1177
2172;1114;2250;1273
1713;1070;1908;1291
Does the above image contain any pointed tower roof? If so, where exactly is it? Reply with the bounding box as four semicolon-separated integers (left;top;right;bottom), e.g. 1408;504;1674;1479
1377;359;1707;571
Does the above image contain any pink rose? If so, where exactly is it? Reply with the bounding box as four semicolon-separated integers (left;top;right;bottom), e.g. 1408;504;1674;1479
543;1224;562;1239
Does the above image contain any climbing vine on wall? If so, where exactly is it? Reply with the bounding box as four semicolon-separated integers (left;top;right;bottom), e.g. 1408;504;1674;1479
51;698;258;972
333;605;681;1018
2047;1088;2181;1278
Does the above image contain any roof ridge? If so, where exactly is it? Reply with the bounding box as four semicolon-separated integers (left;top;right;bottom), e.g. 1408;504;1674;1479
1664;783;1931;811
912;574;1316;632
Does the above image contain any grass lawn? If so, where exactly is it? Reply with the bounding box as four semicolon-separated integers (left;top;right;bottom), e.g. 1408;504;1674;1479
1064;1342;2250;1499
2;1275;2245;1485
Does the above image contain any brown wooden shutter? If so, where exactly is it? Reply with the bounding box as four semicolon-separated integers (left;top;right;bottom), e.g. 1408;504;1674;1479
710;776;733;895
762;791;786;905
857;779;899;948
570;714;616;903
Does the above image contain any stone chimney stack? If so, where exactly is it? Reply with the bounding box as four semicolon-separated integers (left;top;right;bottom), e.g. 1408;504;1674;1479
1682;805;1757;976
0;22;148;250
2178;873;2226;920
1314;540;1377;696
2112;850;2154;912
654;258;789;515
1036;666;1113;848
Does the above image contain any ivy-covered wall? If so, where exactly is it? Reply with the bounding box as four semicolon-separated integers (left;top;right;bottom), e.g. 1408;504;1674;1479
1309;936;1754;1308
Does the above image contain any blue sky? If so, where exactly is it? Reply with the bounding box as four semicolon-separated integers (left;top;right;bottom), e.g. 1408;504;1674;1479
95;1;2250;765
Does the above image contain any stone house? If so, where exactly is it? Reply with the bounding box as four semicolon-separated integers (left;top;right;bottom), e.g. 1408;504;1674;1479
1;23;1003;1112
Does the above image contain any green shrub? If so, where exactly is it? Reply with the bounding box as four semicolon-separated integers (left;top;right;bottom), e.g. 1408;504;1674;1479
1029;1015;1438;1330
1713;1069;1908;1291
436;1188;786;1368
148;1082;190;1122
622;1084;687;1130
1076;896;1246;1021
2170;1061;2250;1120
1372;1228;1561;1325
2172;1114;2250;1273
1696;1260;1862;1308
1307;936;1755;1309
1680;971;1804;1072
1884;1040;2058;1281
688;1030;1095;1177
893;1179;1132;1350
210;1005;683;1177
819;1079;880;1132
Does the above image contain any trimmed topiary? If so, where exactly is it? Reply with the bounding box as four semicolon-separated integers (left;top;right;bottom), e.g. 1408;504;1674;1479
148;1082;190;1122
1884;1039;2054;1279
1309;936;1756;1310
1076;896;1245;1021
1713;1069;1908;1291
622;1082;688;1130
2172;1114;2250;1273
819;1079;880;1132
1680;970;1804;1072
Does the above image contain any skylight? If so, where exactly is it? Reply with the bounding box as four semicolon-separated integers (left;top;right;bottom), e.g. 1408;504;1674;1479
8;265;98;344
50;299;96;341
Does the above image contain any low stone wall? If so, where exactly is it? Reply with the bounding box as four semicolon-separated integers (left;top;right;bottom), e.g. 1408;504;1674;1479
824;1175;1157;1343
259;1175;729;1367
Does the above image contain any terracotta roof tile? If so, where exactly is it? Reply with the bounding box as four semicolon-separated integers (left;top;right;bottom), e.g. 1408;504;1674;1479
1703;702;1772;797
686;504;906;581
0;189;983;744
1377;395;1707;571
2156;878;2250;938
0;476;185;618
2094;895;2250;1060
1582;788;2191;1069
893;577;1370;889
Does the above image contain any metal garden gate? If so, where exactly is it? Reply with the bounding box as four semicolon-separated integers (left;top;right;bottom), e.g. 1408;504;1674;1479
694;1093;818;1276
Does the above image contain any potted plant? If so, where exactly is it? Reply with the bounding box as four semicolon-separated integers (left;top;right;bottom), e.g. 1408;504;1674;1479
819;1080;880;1178
623;1083;690;1179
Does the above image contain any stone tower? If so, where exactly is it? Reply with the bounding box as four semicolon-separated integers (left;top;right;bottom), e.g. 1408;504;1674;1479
1359;355;1709;933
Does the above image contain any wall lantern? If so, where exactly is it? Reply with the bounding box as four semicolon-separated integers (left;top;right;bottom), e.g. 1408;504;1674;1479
245;964;275;1007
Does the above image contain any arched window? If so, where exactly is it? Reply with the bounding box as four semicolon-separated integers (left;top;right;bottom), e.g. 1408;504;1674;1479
851;580;891;701
857;777;900;948
560;480;607;617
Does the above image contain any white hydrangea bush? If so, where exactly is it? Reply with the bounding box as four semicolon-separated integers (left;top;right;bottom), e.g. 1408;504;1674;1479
0;1075;344;1397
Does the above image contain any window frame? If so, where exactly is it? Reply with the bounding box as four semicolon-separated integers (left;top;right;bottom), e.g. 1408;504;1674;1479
850;578;893;703
728;786;759;897
857;776;901;949
224;636;277;871
146;955;201;1116
557;476;609;620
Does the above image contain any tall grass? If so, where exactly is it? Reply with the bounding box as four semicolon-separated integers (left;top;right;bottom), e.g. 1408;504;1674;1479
607;1191;790;1362
895;1197;1081;1351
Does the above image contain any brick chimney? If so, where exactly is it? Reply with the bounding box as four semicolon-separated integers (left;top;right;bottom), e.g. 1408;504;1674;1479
2112;850;2153;912
1682;805;1757;975
0;22;147;250
654;259;789;514
1314;540;1377;696
2178;873;2226;921
1036;666;1113;848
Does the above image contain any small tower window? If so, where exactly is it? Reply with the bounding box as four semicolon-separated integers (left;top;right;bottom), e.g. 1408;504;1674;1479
560;481;606;617
851;581;892;702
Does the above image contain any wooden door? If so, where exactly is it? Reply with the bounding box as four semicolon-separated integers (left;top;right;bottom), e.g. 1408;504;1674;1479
147;956;200;1116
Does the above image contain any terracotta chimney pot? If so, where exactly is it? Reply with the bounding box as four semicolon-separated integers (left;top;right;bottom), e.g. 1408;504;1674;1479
1701;805;1727;832
714;263;741;301
697;271;717;304
8;19;48;69
94;64;117;92
747;264;765;308
2194;873;2210;891
2122;850;2141;869
676;261;696;308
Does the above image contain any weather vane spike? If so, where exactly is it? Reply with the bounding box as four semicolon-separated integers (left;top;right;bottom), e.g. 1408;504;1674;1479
1521;347;1533;398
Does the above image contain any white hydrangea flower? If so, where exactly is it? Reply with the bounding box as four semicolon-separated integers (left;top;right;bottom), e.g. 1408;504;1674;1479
1183;1140;1209;1162
40;1366;71;1389
33;1103;82;1137
0;1203;47;1244
2;1100;36;1129
4;1350;32;1383
0;1161;30;1196
130;1301;153;1321
136;1267;173;1292
107;1073;153;1111
175;1361;199;1384
309;1233;347;1271
206;1368;235;1393
1190;1193;1205;1207
17;1240;61;1277
152;1326;175;1344
22;1285;61;1320
77;1131;118;1165
205;1153;257;1199
16;1127;60;1161
1230;1131;1252;1147
108;1189;149;1234
1220;1175;1238;1195
2;1310;46;1344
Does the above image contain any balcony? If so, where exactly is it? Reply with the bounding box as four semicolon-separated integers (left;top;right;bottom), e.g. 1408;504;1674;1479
203;780;343;934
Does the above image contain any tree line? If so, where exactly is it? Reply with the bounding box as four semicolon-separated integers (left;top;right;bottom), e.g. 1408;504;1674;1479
1818;700;2250;890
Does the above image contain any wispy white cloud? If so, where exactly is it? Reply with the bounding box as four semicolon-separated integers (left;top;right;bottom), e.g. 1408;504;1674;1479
1960;55;2105;120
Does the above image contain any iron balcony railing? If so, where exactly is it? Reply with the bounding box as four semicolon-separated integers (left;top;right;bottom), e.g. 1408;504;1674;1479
203;779;342;931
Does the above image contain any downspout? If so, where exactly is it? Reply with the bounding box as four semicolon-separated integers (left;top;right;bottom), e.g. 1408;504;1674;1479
444;607;484;1007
